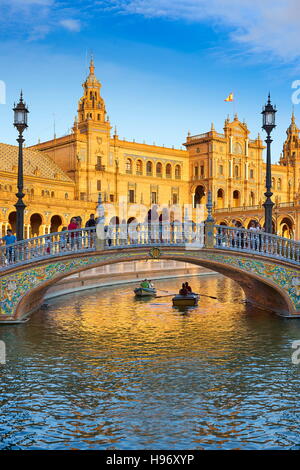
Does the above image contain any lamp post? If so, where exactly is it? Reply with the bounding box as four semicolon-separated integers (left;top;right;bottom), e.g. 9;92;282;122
262;93;276;234
13;92;29;241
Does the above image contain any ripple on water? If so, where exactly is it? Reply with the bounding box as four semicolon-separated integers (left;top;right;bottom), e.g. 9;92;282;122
1;275;300;449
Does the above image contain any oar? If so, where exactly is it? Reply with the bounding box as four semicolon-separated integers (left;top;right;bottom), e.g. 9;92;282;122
156;293;176;298
156;292;218;300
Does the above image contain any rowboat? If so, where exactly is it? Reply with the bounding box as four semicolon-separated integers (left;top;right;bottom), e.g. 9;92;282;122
172;293;199;307
134;287;157;297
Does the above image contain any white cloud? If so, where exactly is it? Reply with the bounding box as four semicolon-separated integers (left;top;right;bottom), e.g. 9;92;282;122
59;19;82;32
111;0;300;62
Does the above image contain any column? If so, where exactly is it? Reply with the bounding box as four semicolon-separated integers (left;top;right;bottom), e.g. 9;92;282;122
245;138;249;156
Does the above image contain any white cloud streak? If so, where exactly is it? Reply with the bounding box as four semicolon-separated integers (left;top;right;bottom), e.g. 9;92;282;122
111;0;300;62
59;19;82;32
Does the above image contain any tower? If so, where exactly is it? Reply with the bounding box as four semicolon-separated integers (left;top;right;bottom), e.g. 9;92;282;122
77;58;107;127
280;112;300;202
74;58;111;202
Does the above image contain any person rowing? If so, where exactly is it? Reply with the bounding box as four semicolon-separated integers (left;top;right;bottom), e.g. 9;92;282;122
140;279;150;288
179;283;189;296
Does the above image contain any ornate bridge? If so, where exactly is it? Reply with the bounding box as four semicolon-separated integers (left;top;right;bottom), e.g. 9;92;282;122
0;221;300;323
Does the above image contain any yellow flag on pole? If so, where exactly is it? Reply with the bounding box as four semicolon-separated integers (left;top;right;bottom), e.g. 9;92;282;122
224;92;234;102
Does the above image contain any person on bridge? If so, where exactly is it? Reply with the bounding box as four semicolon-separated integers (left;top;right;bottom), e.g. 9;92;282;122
85;214;96;228
68;217;79;249
2;229;16;263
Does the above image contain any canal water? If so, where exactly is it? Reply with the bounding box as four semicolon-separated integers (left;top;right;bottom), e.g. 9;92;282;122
1;274;300;450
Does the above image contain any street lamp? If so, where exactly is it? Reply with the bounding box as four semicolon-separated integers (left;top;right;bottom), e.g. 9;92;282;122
13;91;29;241
262;93;276;234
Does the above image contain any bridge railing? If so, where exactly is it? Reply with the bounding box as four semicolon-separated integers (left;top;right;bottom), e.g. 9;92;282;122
105;221;204;248
214;224;300;263
0;227;97;269
0;222;299;271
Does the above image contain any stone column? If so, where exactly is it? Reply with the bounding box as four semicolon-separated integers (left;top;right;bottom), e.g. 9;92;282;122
96;193;105;251
204;190;215;249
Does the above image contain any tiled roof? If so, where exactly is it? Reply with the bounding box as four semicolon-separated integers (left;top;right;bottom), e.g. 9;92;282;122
0;143;73;183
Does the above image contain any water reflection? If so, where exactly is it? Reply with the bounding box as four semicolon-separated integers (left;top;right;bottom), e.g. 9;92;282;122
1;274;300;450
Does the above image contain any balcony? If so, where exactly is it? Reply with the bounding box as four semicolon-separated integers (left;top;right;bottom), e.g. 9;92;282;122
95;164;106;171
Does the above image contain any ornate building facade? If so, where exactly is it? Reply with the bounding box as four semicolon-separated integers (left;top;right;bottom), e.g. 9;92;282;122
0;59;299;238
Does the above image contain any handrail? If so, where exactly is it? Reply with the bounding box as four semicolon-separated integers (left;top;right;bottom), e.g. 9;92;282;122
0;222;298;271
214;224;300;264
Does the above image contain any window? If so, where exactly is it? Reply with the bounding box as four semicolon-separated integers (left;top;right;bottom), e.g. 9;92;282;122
128;189;135;203
80;192;86;201
175;165;181;179
97;180;101;191
126;158;132;174
172;193;178;204
65;193;69;200
219;165;223;175
146;161;153;176
51;191;55;198
277;178;282;190
166;164;172;178
194;165;199;179
136;160;143;175
196;147;200;153
200;165;204;177
250;169;254;179
233;142;243;154
234;165;239;177
151;192;157;204
156;162;162;177
110;194;114;202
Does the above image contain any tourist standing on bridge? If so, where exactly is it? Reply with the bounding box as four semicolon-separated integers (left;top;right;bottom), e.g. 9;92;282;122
85;214;96;228
68;217;78;250
85;214;96;248
2;229;16;263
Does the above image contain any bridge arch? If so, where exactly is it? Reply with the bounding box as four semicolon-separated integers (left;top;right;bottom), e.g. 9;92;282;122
1;246;298;322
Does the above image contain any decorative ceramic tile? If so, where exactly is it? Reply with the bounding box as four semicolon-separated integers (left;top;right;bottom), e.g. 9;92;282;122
0;248;299;318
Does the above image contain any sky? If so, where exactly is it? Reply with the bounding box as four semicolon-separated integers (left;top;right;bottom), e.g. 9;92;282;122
1;0;300;160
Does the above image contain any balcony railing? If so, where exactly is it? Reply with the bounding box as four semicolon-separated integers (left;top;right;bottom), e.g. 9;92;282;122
95;164;106;171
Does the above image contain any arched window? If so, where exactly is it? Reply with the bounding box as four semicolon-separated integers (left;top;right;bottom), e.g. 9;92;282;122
146;161;153;176
233;142;243;154
217;188;225;209
136;160;143;175
271;177;275;188
250;169;254;179
65;193;69;200
249;191;255;206
233;190;240;207
175;165;181;179
234;165;239;177
126;158;132;174
51;191;55;198
166;163;172;178
194;185;205;207
277;178;282;190
156;162;162;177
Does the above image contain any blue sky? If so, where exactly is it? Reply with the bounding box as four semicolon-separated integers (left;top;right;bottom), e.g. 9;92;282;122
1;0;300;160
